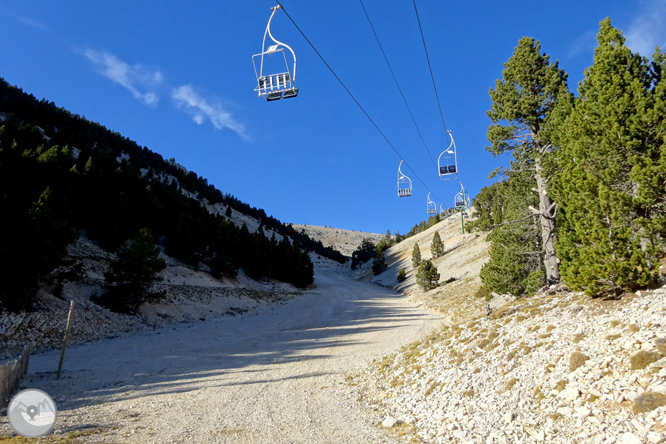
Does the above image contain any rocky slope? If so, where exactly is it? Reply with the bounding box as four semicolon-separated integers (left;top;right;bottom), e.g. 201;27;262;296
0;236;302;362
291;224;385;258
347;217;666;443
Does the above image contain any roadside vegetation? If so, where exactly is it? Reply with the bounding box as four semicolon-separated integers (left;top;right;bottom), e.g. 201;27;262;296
469;18;665;298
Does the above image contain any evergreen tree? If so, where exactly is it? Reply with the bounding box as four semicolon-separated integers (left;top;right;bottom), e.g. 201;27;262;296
431;231;445;259
97;228;166;313
372;250;387;275
551;19;662;295
467;181;506;232
416;259;440;291
351;238;376;269
411;243;422;269
480;172;544;296
486;36;572;286
397;268;407;282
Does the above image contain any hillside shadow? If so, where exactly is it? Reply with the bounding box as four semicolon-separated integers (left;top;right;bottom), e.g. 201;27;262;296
20;268;439;414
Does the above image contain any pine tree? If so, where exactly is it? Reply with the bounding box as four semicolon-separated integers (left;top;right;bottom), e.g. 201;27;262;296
416;259;440;291
397;268;407;282
480;172;544;296
486;36;572;286
411;243;421;269
551;19;662;295
98;228;166;313
431;231;445;259
372;250;387;276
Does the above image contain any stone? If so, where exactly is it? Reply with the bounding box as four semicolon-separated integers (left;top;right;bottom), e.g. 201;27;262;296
646;432;663;444
382;416;398;428
559;387;581;402
649;383;666;395
620;433;642;444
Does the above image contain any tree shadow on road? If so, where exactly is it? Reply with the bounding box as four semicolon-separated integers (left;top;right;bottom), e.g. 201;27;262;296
20;269;441;415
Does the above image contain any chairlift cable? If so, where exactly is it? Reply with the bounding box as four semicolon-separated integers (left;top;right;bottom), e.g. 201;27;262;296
358;0;437;171
412;0;448;138
275;0;444;204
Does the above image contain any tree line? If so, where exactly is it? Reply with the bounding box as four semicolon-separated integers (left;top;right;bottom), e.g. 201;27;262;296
0;78;321;312
472;18;665;298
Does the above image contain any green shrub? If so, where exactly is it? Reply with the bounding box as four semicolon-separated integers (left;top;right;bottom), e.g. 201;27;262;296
95;228;166;313
415;259;440;291
397;268;407;282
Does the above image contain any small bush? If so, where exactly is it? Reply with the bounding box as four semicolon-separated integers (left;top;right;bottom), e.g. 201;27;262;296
474;286;493;300
569;351;589;372
505;378;518;391
632;392;666;414
572;333;586;343
630;350;663;370
628;324;640;333
555;380;567;392
462;389;475;397
397;268;407;282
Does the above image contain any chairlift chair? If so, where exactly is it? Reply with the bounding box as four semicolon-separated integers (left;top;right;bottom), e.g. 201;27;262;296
438;130;458;180
252;5;299;101
397;160;412;197
454;182;468;210
427;192;437;215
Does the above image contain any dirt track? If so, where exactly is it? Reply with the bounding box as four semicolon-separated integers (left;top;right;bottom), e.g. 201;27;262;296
1;264;443;443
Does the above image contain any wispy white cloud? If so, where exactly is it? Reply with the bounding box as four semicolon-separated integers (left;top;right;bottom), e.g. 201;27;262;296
83;49;162;106
15;16;47;29
566;30;597;59
625;0;666;56
172;84;250;141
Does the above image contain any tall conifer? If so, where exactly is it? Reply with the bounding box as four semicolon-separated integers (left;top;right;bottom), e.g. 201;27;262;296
486;36;571;287
552;19;662;295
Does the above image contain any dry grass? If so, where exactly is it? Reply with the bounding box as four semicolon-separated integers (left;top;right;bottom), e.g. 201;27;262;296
572;333;586;343
632;392;666;414
0;427;113;443
569;350;589;372
630;350;663;370
505;378;518;391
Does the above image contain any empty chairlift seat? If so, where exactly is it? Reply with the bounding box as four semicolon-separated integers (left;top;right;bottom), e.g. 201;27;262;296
252;6;299;102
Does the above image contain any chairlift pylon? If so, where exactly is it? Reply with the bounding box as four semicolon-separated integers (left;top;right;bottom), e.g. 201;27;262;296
427;192;437;215
252;5;299;101
438;130;458;180
397;160;412;197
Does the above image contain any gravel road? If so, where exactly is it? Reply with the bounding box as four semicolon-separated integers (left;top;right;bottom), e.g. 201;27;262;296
1;264;443;443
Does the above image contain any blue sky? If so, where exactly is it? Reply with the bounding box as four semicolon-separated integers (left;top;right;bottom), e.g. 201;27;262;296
2;1;666;235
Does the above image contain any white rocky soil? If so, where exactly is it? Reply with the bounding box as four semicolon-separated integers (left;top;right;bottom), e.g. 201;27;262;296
0;261;443;443
2;217;666;444
345;217;666;444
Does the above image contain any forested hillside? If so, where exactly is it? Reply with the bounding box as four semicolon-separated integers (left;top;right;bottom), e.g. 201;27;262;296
0;78;344;312
472;19;666;298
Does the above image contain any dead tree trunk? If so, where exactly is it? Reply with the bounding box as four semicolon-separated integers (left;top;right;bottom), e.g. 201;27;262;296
534;157;560;284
